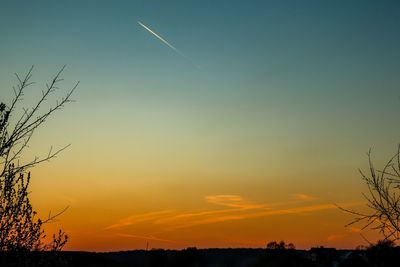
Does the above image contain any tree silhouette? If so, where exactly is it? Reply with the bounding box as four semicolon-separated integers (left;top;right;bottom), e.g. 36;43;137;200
0;66;78;251
341;147;400;243
266;240;295;250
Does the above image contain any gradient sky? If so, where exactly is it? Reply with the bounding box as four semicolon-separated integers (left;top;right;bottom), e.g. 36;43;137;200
1;0;400;251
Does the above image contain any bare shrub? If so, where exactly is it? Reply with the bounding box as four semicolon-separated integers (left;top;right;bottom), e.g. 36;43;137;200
0;66;78;251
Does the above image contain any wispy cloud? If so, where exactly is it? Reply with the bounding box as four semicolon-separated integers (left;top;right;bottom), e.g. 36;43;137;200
326;226;365;242
166;203;343;229
104;210;175;230
205;195;266;209
349;227;362;233
292;193;316;201
327;234;346;241
104;195;362;231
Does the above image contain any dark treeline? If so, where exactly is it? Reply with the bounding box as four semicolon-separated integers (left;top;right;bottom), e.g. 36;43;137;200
1;246;399;267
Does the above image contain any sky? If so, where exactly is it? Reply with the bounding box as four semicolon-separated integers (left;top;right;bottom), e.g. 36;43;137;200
1;0;400;251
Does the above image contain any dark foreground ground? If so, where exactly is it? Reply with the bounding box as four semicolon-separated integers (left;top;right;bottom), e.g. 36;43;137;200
1;247;399;267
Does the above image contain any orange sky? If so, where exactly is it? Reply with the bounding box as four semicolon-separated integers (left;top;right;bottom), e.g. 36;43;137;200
30;154;379;251
24;107;384;251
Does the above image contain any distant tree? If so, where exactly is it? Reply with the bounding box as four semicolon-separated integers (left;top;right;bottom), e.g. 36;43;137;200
266;241;284;250
0;66;78;251
266;240;295;250
340;147;400;243
286;242;296;250
259;241;308;267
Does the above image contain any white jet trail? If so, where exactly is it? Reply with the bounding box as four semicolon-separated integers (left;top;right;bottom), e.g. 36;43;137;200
138;21;183;56
137;21;200;69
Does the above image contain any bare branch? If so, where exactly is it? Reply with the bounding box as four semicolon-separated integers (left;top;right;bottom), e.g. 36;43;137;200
0;66;77;252
340;147;400;243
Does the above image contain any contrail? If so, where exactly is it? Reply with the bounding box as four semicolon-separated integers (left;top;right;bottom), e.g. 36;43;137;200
137;21;200;69
138;21;183;56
